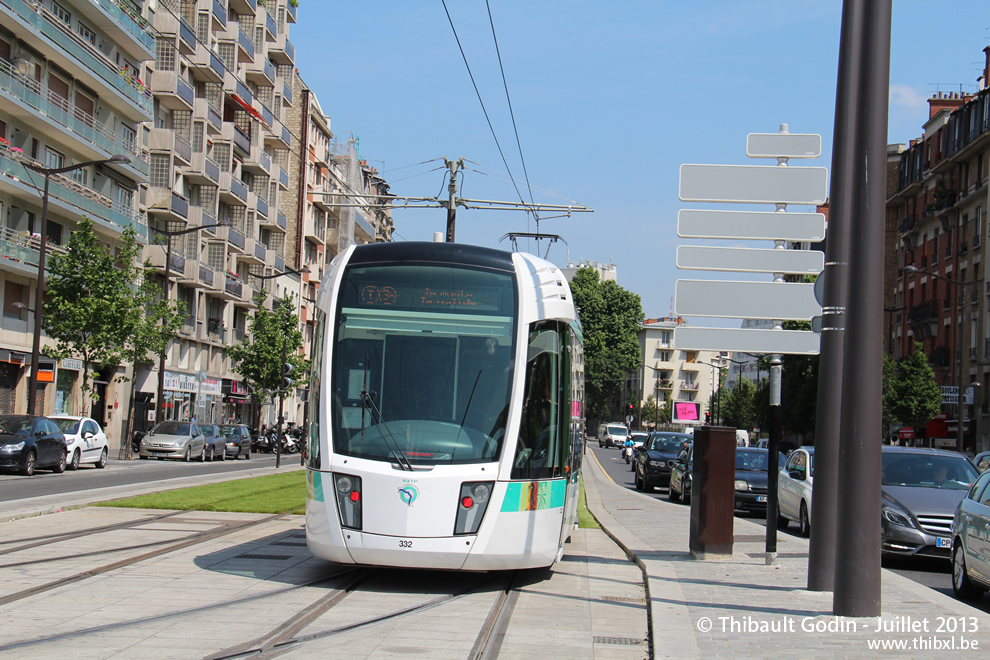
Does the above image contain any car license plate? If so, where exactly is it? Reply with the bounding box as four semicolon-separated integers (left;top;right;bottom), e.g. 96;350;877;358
151;451;169;456
756;496;767;503
936;537;951;549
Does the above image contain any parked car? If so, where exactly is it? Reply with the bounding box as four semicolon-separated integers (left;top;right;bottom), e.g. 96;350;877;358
881;446;979;560
139;421;207;461
50;416;109;470
634;432;691;490
732;448;779;514
220;424;252;460
201;424;226;461
0;415;67;476
778;446;815;535
598;422;628;448
973;451;990;472
668;444;694;503
951;469;990;601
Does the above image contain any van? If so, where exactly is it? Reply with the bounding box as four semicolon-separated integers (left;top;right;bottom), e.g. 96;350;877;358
598;422;629;448
736;429;750;447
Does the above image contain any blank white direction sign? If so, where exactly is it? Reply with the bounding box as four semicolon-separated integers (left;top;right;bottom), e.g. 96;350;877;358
676;246;824;275
677;209;826;242
674;280;821;320
674;326;821;355
679;164;828;205
746;133;822;159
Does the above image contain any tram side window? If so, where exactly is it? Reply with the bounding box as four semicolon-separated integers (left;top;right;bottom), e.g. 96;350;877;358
307;311;326;469
512;322;565;480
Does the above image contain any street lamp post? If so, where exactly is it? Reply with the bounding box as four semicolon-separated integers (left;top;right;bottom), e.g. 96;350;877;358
248;266;310;469
702;357;747;426
151;222;229;425
24;155;131;415
901;265;976;452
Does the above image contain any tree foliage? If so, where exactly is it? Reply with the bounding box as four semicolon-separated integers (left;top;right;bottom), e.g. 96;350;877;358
568;268;644;422
227;294;308;405
720;378;758;431
884;343;942;439
42;218;180;411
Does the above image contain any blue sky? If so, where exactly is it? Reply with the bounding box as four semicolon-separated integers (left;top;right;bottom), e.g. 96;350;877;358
290;1;990;321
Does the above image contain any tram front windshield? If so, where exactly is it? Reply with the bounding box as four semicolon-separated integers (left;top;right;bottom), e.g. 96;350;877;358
332;262;517;465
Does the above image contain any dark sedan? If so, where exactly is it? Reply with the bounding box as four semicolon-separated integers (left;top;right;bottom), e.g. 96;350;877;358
0;415;68;476
733;448;785;514
220;424;252;460
634;432;691;491
202;424;226;461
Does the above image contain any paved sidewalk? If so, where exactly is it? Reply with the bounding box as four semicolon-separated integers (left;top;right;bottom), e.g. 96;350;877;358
582;450;990;658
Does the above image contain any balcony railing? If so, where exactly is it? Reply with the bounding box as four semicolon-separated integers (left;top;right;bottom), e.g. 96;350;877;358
0;59;148;172
94;0;156;51
225;275;243;298
0;150;145;237
277;211;287;230
681;382;700;391
212;0;226;27
5;0;153;115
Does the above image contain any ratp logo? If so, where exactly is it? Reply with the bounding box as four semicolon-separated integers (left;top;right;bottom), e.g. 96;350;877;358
398;485;418;507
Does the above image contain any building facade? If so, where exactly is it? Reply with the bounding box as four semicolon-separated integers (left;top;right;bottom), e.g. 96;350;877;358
889;46;990;453
632;317;718;429
0;0;155;444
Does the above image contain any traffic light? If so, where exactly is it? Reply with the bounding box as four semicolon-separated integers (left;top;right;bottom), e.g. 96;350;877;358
627;403;634;414
281;361;295;391
705;411;711;424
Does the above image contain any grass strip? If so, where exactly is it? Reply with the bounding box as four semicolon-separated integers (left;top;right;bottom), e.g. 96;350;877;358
577;476;600;529
93;471;307;515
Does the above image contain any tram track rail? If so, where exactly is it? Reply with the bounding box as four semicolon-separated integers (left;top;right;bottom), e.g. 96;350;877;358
0;510;188;556
0;513;286;607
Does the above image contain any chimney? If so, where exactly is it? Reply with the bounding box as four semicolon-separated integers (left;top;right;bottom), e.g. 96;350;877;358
929;91;966;119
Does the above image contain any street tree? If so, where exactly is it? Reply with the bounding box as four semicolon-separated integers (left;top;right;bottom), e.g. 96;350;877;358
42;218;164;413
569;267;644;423
227;294;308;428
884;342;941;442
721;378;758;431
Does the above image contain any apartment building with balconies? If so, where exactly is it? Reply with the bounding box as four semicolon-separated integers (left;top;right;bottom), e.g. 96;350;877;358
0;0;153;435
134;0;299;430
888;46;990;453
632;317;718;428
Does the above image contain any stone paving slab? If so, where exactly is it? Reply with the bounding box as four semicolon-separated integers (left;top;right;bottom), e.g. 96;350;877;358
582;449;990;658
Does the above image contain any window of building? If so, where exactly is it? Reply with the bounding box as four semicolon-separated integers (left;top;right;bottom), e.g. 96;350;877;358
3;281;26;319
150;153;170;188
77;21;96;46
51;1;71;25
207;243;225;271
197;10;210;43
217;42;235;72
192;121;204;153
156;37;175;71
44;147;64;170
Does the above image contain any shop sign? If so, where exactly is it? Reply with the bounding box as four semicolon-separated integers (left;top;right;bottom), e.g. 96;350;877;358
61;358;84;371
164;371;222;395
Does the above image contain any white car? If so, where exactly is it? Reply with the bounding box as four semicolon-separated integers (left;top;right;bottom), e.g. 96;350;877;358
50;416;109;470
777;446;814;536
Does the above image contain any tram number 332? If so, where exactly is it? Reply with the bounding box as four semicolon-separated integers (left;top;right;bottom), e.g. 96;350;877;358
399;539;413;548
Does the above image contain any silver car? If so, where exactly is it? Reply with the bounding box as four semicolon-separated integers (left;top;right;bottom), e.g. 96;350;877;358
881;447;979;560
139;421;207;461
951;469;990;601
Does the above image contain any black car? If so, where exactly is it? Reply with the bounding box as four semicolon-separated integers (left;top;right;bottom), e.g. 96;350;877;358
668;445;784;510
220;424;252;459
0;415;68;476
733;448;785;514
202;424;226;461
634;432;691;492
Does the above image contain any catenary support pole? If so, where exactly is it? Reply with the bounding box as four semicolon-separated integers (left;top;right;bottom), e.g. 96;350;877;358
808;0;865;593
833;0;890;618
765;354;782;562
445;158;461;242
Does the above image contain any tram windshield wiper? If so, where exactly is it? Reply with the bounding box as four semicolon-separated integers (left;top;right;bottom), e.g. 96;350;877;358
359;360;413;471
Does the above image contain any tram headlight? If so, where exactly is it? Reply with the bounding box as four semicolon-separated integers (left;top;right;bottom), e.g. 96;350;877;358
333;473;362;530
455;481;494;536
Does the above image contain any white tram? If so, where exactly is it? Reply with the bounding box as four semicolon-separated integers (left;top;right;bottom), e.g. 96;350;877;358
305;242;584;570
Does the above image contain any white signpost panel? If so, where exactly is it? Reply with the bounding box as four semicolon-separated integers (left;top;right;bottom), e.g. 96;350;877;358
673;130;826;356
676;246;824;275
677;209;826;241
674;326;820;355
679;164;828;205
674;280;820;320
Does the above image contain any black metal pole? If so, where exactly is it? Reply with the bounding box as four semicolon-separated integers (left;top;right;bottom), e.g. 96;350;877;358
833;0;890;618
808;0;865;593
276;333;285;469
956;280;965;453
27;174;51;416
765;355;781;559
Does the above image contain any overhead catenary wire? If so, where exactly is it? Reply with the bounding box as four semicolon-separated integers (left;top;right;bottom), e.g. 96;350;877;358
485;0;539;233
